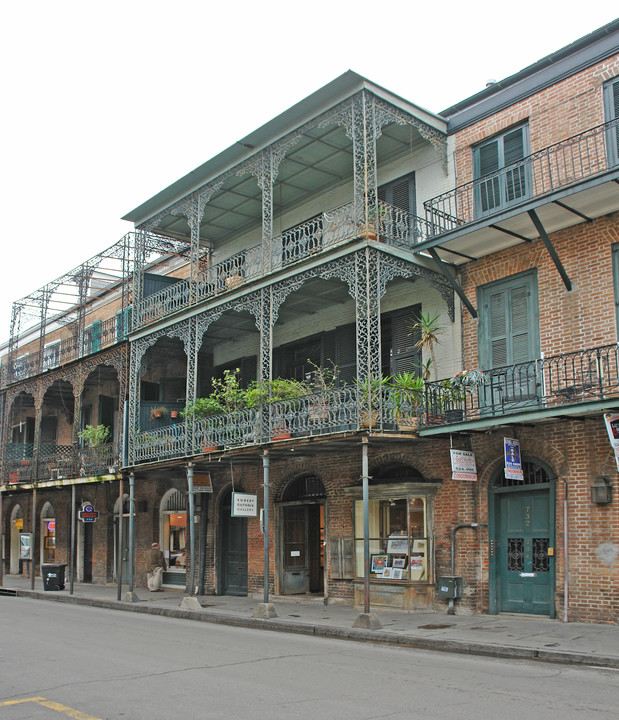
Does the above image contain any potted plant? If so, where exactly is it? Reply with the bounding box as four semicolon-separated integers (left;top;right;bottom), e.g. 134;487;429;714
78;424;110;447
305;360;338;422
150;406;167;420
266;377;309;439
442;369;486;422
355;374;391;428
390;372;425;430
409;312;444;381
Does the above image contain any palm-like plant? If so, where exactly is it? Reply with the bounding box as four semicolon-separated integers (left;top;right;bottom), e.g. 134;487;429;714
410;312;444;381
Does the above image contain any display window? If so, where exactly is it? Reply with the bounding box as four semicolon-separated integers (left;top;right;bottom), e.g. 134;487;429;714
40;502;56;564
354;495;430;582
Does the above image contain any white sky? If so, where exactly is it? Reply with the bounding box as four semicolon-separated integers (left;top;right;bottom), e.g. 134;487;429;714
1;1;617;342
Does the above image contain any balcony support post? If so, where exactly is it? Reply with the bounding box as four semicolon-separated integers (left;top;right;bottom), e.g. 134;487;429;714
528;210;572;291
427;249;478;319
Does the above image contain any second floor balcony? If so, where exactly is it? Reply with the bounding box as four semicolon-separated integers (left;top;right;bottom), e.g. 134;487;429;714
5;441;120;485
423;343;619;429
420;119;619;262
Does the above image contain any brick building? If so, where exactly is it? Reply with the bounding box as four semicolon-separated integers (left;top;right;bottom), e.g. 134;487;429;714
1;20;618;622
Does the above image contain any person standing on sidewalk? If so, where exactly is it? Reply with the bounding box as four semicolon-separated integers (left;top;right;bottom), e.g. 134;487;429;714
146;542;166;591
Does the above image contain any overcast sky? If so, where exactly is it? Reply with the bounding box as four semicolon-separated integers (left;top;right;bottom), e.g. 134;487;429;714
1;1;616;342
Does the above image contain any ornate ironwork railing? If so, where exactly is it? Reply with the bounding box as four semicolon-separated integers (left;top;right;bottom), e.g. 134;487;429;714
133;201;430;330
424;344;619;425
7;314;128;384
129;385;427;464
5;441;120;483
424;118;619;235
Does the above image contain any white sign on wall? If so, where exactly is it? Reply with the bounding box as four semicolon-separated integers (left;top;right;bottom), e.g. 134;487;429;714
231;492;258;517
450;449;477;481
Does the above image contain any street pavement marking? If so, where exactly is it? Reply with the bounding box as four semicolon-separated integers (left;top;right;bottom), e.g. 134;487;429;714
0;696;102;719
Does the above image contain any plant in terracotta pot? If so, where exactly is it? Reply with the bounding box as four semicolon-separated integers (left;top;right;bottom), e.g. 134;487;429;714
409;312;444;381
150;406;167;420
355;374;391;428
389;372;425;430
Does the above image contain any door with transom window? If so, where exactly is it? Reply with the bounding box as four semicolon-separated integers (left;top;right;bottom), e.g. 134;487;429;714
490;460;555;617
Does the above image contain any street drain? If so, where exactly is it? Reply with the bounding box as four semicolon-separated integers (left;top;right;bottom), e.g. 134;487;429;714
418;623;456;630
288;613;301;617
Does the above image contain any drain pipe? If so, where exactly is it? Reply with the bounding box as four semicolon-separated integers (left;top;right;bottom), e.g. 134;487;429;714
448;522;488;615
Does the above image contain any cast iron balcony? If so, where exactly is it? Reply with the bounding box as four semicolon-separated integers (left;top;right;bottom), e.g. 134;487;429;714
423;343;619;427
135;200;434;327
424;118;619;236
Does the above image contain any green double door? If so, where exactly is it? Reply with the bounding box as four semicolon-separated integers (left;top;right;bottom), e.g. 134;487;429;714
494;487;554;616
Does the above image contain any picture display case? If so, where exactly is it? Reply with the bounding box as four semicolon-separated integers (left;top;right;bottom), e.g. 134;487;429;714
354;494;431;582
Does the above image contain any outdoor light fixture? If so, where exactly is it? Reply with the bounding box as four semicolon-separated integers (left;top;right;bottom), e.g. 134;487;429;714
591;476;612;504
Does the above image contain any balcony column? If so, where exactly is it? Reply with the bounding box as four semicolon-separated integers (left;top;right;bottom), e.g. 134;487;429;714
132;231;147;329
36;288;50;376
32;402;43;483
72;375;85;475
351;91;379;234
353;249;383;429
185;317;198;456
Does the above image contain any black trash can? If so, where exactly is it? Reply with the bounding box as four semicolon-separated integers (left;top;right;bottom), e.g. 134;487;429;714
42;564;66;591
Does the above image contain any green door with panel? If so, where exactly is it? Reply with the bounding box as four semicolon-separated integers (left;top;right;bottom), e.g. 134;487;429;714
490;461;555;616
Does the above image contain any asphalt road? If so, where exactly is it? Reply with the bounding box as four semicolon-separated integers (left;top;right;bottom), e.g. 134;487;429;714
1;597;618;720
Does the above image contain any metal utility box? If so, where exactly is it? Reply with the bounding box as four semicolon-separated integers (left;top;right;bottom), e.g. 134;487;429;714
437;575;462;599
42;564;66;591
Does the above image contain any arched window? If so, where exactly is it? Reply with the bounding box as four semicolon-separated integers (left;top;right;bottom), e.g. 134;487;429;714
282;475;325;502
161;489;187;572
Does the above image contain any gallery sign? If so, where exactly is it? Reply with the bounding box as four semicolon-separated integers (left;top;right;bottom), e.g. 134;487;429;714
231;492;258;517
504;437;523;481
19;533;32;560
192;473;213;493
450;449;477;481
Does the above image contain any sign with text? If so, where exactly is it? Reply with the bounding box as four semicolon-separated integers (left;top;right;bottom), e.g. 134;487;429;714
504;437;523;481
78;504;99;523
231;492;258;517
192;472;213;493
603;414;619;471
450;449;477;481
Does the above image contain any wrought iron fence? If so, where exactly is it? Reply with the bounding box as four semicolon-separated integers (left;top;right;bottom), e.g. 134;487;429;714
424;118;619;235
5;441;120;482
424;344;619;425
129;386;426;463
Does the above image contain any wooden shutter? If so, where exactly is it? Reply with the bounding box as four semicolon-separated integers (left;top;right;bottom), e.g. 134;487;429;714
336;323;356;386
90;321;101;352
481;273;538;370
329;537;354;580
391;307;420;375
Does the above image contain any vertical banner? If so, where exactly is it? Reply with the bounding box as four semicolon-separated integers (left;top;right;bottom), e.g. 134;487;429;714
603;413;619;471
450;449;478;481
504;437;524;481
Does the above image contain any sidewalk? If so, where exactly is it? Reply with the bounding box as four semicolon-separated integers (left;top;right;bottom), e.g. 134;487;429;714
2;574;618;669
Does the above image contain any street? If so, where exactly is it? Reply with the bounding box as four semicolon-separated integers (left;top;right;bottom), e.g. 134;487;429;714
1;597;618;719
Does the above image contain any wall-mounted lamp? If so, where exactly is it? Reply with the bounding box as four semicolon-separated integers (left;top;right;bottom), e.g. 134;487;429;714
591;476;612;504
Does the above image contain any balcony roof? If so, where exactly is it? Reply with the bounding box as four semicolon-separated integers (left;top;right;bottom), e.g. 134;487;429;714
122;71;446;228
416;167;619;266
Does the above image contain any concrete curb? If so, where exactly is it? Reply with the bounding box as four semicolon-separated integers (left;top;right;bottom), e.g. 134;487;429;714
11;589;619;669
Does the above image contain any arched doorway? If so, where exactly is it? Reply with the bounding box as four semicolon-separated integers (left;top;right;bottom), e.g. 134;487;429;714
40;502;56;565
219;489;247;596
278;474;325;596
9;505;24;574
160;489;187;587
489;459;556;617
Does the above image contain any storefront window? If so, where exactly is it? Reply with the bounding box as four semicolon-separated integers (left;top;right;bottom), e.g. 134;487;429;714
354;495;429;581
40;502;56;563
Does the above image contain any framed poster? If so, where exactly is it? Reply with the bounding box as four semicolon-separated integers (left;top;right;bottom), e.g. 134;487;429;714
44;536;55;549
19;533;32;560
386;536;408;554
371;554;388;573
391;568;403;580
382;567;393;579
392;557;407;569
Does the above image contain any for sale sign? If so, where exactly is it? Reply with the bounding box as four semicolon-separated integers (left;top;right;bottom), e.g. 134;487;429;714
450;449;477;481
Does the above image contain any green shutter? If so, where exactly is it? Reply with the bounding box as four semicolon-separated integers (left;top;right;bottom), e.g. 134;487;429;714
391;309;420;375
480;272;538;370
336;323;357;386
90;321;101;352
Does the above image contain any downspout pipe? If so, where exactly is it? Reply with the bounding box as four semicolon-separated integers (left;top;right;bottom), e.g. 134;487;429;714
448;522;488;615
562;478;569;623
